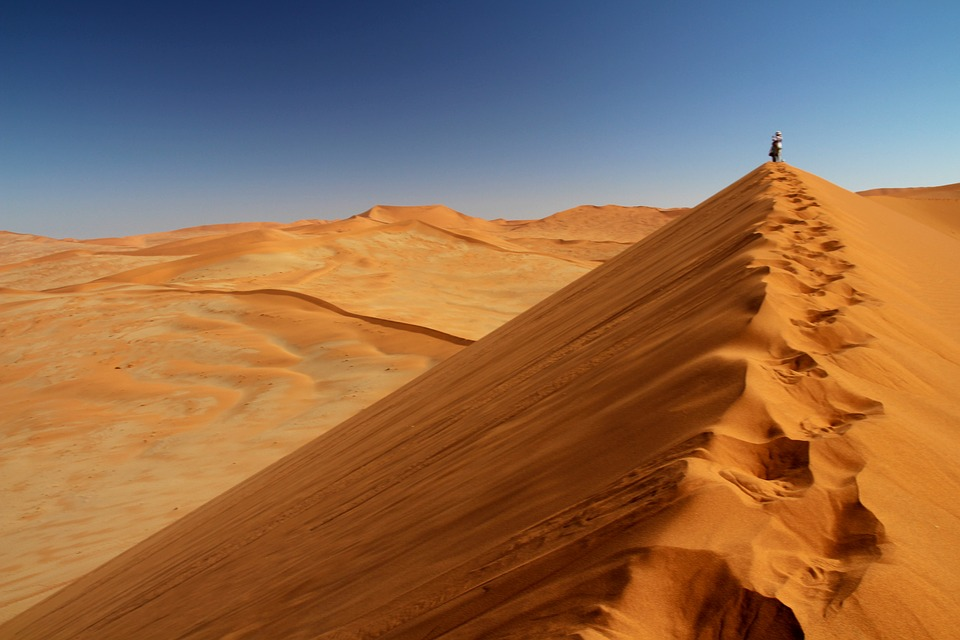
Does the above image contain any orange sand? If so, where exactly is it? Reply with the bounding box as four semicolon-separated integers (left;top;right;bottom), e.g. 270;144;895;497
0;204;673;623
859;182;960;238
3;166;960;638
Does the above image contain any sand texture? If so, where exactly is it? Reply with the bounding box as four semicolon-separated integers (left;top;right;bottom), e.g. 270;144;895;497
0;204;674;623
3;165;960;638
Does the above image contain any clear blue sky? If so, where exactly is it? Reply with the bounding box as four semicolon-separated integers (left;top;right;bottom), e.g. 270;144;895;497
3;0;958;238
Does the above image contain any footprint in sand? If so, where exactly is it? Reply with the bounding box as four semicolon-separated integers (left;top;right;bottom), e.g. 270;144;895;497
799;398;883;438
720;468;807;503
805;308;841;325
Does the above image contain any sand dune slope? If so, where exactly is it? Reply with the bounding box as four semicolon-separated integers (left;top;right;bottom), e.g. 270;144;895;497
0;206;672;622
5;163;959;639
859;182;960;238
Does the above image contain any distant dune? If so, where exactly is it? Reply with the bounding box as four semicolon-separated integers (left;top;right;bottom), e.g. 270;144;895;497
859;182;960;238
0;203;675;623
3;165;958;638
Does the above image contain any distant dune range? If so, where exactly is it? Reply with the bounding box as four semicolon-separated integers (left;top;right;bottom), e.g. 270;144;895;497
0;203;679;623
2;166;959;638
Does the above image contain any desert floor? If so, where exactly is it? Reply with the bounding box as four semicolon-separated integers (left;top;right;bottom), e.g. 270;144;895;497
0;202;679;623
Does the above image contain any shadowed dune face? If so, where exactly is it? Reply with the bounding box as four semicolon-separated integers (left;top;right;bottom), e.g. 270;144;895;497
5;164;959;640
0;206;673;621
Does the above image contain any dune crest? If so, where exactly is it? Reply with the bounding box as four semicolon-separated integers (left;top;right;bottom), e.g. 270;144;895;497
5;163;959;638
356;205;506;234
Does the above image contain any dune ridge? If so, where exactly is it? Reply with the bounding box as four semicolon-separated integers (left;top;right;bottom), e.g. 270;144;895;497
194;287;474;346
5;163;958;638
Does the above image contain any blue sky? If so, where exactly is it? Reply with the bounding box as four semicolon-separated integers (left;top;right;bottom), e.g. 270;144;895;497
3;0;958;238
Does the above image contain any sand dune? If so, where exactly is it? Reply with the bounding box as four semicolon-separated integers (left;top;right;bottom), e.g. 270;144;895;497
4;164;958;638
0;204;672;623
858;182;960;199
497;204;684;262
503;204;684;241
859;182;960;238
358;204;502;231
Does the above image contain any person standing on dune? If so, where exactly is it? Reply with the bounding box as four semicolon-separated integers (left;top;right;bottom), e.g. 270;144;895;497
769;131;783;162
